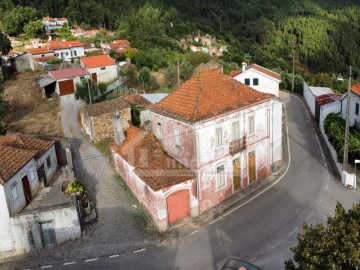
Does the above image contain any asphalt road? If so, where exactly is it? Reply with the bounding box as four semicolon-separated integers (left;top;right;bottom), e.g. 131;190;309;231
30;93;359;270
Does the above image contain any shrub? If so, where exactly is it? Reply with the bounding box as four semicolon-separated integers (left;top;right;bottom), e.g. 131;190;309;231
65;178;85;196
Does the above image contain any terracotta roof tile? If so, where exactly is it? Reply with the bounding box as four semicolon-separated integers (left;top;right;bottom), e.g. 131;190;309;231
125;94;151;108
149;69;273;123
0;134;55;158
27;47;54;55
0;146;37;184
80;55;116;68
112;126;195;191
50;67;88;80
48;40;84;50
316;93;342;106
351;83;360;96
83;98;130;117
229;69;241;77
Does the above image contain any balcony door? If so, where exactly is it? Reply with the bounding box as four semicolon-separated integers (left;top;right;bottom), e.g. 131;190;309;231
233;158;241;191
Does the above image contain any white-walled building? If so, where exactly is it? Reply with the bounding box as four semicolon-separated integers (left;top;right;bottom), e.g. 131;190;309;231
232;63;282;97
80;55;118;83
49;67;90;96
341;83;360;129
112;69;283;231
48;41;85;60
42;17;68;32
0;134;81;259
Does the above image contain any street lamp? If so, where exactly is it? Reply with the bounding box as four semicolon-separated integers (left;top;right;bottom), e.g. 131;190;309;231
339;66;352;172
289;55;295;92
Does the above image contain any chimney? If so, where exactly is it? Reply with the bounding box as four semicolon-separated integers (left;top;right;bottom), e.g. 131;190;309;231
113;110;126;146
242;61;247;72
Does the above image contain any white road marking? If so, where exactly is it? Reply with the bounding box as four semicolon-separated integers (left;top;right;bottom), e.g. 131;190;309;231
209;217;222;225
217;104;291;217
63;262;76;265
85;258;98;262
133;248;146;254
319;196;324;205
271;241;281;249
327;175;330;180
249;257;257;261
305;211;313;221
189;230;198;236
325;183;329;191
109;255;119;258
41;266;53;269
324;162;328;168
314;129;326;162
288;227;299;237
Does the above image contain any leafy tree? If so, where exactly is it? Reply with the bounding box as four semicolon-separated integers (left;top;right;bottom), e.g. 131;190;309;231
180;61;193;81
121;64;138;88
23;20;45;38
75;79;99;104
164;65;177;86
3;6;37;36
0;96;8;136
130;103;141;127
0;33;12;55
285;202;360;270
138;67;151;88
186;52;211;67
0;124;6;136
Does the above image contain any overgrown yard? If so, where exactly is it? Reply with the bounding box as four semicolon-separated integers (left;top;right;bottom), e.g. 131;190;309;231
1;71;63;136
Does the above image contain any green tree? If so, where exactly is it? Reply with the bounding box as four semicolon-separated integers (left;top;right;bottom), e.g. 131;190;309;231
186;52;211;67
75;79;99;104
23;20;45;38
3;6;37;36
0;33;12;55
285;202;360;270
0;96;8;136
164;65;177;86
120;64;138;88
180;61;193;81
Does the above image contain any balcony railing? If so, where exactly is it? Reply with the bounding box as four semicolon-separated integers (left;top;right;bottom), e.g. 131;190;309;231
229;135;246;155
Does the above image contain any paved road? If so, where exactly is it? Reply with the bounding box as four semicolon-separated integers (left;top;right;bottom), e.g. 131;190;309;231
27;93;359;269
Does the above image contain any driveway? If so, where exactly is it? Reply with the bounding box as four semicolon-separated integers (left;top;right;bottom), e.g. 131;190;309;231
9;95;160;268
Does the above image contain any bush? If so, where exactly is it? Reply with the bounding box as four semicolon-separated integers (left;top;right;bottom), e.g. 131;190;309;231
65;178;85;195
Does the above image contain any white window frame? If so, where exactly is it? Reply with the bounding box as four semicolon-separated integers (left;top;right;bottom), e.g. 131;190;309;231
11;183;18;200
30;166;36;182
248;115;255;135
174;126;180;148
232;121;240;141
216;164;226;190
215;127;223;147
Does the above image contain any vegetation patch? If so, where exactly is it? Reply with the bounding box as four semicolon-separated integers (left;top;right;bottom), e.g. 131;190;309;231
94;139;112;159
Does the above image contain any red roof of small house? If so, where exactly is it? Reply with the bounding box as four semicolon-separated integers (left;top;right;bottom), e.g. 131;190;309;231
83;98;130;117
236;64;281;81
229;69;241;77
50;67;89;80
27;47;54;55
48;40;84;50
111;126;195;191
149;69;274;123
316;93;342;106
125;94;151;108
80;55;116;68
351;83;360;96
33;56;58;63
57;18;68;21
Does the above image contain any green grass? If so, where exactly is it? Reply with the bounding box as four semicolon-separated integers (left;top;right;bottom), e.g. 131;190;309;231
160;85;176;93
115;175;159;233
94;139;112;158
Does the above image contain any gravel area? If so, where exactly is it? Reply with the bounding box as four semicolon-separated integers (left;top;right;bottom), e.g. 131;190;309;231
0;95;160;269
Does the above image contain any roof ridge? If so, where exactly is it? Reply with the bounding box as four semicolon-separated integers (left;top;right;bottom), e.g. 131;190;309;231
192;72;202;121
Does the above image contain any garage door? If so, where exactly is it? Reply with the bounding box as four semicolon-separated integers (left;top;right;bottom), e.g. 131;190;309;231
167;190;190;224
58;79;75;96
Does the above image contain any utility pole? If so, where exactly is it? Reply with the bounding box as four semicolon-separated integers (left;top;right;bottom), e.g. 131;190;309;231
290;55;295;92
177;59;180;87
343;66;352;172
87;78;92;104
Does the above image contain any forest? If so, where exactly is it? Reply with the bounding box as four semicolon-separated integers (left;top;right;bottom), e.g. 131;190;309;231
1;0;360;88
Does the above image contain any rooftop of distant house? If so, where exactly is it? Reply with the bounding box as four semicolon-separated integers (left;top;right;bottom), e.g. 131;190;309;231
50;67;89;80
149;69;274;123
80;55;116;68
111;126;195;191
48;40;84;50
316;93;342;106
27;47;54;55
231;64;282;81
83;97;130;117
42;16;68;22
351;83;360;96
124;94;152;108
0;134;55;184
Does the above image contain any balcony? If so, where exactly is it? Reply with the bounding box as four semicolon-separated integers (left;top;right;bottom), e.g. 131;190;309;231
229;135;246;155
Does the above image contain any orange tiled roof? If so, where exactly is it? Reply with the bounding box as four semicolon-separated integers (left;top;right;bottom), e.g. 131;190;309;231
236;64;281;81
48;40;84;50
229;69;241;77
27;47;54;55
149;69;274;123
80;55;116;68
316;93;342;106
125;94;151;108
351;83;360;96
0;134;55;159
83;98;130;117
112;126;195;191
0;146;37;184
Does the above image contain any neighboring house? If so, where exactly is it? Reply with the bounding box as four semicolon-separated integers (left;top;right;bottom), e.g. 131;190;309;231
42;17;68;32
80;55;118;83
232;62;282;97
49;67;90;96
101;40;131;54
0;134;81;259
112;69;283;230
27;47;55;59
48;40;85;60
80;98;131;141
29;39;43;48
341;82;360;129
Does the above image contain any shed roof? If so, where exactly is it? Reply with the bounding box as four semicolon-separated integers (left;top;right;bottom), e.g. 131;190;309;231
125;94;151;108
50;67;88;80
316;93;342;106
309;86;334;97
83;98;130;117
141;94;168;104
80;55;116;68
111;126;195;191
149;69;273;123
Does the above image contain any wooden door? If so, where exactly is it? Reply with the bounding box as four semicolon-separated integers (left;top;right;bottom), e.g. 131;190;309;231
92;72;97;82
167;190;190;224
248;151;256;183
22;176;32;205
58;79;75;96
233;158;241;190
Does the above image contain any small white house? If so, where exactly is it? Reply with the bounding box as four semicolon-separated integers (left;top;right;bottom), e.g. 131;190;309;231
29;39;43;48
42;17;68;32
48;40;85;60
232;62;282;97
80;55;118;83
341;83;360;129
49;67;90;96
